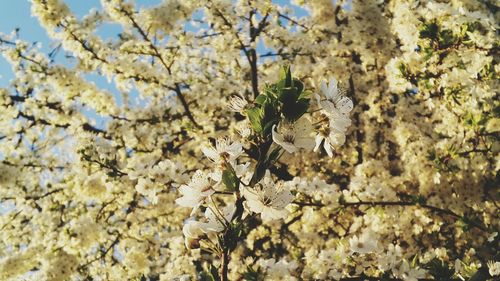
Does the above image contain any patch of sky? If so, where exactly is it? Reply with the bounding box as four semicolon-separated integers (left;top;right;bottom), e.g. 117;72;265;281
0;0;324;128
0;200;15;215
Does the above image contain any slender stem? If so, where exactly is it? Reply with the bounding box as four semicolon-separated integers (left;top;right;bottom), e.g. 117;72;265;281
174;83;200;128
219;249;229;281
209;196;229;226
249;48;259;99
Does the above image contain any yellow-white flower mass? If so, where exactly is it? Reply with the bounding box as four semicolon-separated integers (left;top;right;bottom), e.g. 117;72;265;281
0;0;497;280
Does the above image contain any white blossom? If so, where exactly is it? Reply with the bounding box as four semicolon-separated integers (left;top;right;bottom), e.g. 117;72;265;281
227;95;248;112
175;170;215;215
259;258;298;280
378;244;403;271
242;172;294;222
236;121;252;138
182;220;205;249
0;0;496;279
202;137;243;164
272;117;315;153
317;78;353;115
349;231;378;254
199;204;236;233
392;260;427;281
208;162;250;187
314;113;351;157
488;261;500;277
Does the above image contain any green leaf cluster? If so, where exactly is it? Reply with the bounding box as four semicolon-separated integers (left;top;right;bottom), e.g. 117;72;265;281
423;258;455;281
245;66;310;137
246;95;278;137
270;65;310;121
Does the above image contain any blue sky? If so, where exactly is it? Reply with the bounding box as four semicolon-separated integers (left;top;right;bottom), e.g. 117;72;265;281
0;0;310;86
0;1;313;214
0;0;310;127
0;0;160;87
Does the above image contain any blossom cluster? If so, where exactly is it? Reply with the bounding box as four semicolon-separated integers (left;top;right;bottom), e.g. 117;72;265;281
176;68;354;258
0;0;498;280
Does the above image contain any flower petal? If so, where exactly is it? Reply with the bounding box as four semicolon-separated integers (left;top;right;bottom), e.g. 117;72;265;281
294;137;315;151
294;117;313;135
337;96;353;114
201;146;219;162
314;134;324;152
324;140;333;157
246;198;265;214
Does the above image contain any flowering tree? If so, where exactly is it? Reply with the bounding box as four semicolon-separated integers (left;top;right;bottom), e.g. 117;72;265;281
0;0;498;280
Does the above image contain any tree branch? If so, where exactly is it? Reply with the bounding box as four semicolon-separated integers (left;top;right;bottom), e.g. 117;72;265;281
121;8;201;128
293;200;488;232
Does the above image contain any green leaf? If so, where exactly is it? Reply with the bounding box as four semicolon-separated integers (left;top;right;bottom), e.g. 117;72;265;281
249;160;267;186
279;65;292;87
262;120;276;136
249;145;282;186
246;106;263;134
438;29;457;49
424;258;454;281
254;94;268;105
423;47;434;61
293;78;304;94
261;100;278;136
222;165;239;192
410;195;426;205
298;89;311;100
246;93;278;137
278;87;299;103
397;62;410;78
282;98;309;121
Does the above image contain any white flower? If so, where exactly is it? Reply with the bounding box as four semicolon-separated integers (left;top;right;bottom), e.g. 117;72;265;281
182;220;204;249
242;171;294;222
171;274;191;281
488;261;500;277
349;231;378;254
317;78;353;115
433;172;441;184
200;204;236;233
272;117;315;153
135;177;160;204
258;258;298;281
487;232;498;242
202;137;243;164
314;100;352;157
227;95;248;112
237;121;252;138
182;220;205;239
392;260;427;281
314;130;344;157
329;110;352;131
175;170;215;215
378;244;403;271
454;259;462;274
